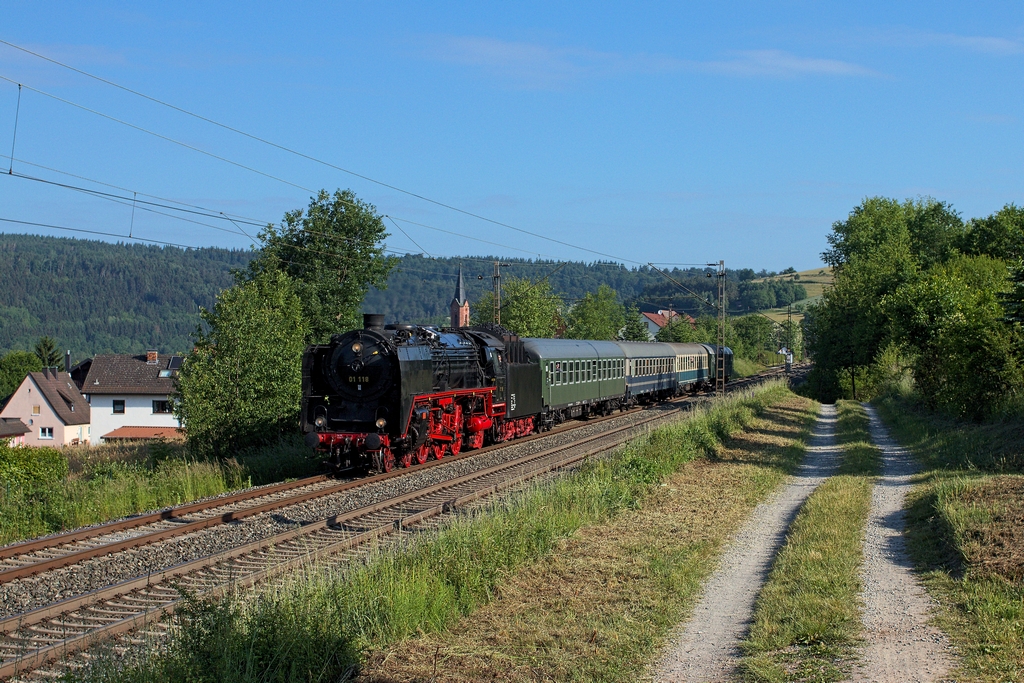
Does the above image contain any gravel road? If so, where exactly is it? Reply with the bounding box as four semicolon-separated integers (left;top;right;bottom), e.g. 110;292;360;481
654;403;840;682
849;404;956;683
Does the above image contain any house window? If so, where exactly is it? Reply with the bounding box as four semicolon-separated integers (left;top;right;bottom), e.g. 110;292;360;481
153;400;172;414
32;405;40;415
113;400;125;414
159;370;173;378
39;427;53;439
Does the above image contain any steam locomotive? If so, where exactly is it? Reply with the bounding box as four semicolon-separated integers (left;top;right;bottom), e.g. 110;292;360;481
302;313;732;472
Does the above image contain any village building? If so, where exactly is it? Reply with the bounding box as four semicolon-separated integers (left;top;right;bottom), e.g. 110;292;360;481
77;351;183;443
0;417;30;446
0;368;91;446
641;309;695;339
449;265;470;328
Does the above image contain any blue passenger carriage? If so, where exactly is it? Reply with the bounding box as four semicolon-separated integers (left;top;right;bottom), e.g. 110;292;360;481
614;341;677;403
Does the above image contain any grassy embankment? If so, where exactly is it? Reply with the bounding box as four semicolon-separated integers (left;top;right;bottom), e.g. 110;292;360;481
84;380;817;683
875;396;1024;683
740;401;881;682
0;439;318;546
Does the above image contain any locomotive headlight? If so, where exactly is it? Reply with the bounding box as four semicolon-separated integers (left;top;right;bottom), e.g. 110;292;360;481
375;417;387;429
315;416;326;428
351;342;363;354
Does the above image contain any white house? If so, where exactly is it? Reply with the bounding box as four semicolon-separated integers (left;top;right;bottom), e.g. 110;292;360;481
639;309;696;340
78;351;183;443
0;369;91;446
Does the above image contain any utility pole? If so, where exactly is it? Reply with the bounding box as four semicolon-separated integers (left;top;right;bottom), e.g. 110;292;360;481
787;304;792;371
708;260;726;397
492;261;511;325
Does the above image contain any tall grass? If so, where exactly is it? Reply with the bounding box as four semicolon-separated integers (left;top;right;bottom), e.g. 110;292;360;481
86;381;794;683
0;436;320;546
741;401;881;682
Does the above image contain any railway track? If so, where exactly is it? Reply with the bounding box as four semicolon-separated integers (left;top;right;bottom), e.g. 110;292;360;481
0;369;782;680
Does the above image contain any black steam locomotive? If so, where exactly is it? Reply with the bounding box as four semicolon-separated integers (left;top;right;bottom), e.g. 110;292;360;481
301;313;732;472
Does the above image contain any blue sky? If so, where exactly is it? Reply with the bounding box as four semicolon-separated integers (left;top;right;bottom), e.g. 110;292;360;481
0;2;1021;271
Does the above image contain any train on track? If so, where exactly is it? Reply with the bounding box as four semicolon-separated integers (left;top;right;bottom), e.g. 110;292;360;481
302;314;733;472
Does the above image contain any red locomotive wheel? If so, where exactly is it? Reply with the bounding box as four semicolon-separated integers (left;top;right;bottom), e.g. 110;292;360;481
416;444;430;465
432;442;446;460
400;451;413;468
382;450;396;472
450;432;463;456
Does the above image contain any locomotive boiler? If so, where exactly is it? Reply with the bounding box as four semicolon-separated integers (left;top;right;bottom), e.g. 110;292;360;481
301;314;540;472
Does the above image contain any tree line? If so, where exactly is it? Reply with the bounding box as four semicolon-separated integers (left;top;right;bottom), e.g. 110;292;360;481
805;197;1023;420
0;232;805;361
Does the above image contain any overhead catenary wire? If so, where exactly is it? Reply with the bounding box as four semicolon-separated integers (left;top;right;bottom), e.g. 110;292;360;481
0;49;647;266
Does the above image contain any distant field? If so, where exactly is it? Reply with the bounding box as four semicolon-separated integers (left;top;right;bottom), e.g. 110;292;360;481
752;266;832;322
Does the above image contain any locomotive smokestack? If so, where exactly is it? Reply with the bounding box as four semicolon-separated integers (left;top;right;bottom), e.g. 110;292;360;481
363;313;385;331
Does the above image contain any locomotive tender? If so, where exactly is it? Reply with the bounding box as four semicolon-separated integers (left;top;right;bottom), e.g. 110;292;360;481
302;313;733;472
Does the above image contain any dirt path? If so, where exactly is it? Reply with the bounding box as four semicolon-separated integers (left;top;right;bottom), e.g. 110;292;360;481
849;405;956;683
653;403;841;682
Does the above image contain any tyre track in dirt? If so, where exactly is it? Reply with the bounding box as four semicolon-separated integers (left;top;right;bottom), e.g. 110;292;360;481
848;405;956;683
654;403;841;682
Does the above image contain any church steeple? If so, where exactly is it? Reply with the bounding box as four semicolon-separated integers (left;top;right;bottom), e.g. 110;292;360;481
450;265;470;328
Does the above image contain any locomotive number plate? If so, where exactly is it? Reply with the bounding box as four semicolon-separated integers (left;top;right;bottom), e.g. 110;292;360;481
348;376;370;383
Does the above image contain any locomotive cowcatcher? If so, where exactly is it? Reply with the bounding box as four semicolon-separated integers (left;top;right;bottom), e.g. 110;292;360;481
302;314;541;473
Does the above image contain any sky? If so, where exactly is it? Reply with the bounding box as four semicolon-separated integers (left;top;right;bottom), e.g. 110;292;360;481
0;2;1022;273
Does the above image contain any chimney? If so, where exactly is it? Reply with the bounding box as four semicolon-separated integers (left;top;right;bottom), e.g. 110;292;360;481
65;350;71;373
363;314;385;331
147;349;159;365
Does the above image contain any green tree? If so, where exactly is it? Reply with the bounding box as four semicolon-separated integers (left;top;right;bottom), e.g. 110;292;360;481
248;189;397;343
656;316;698;343
732;315;776;362
1003;259;1024;326
175;271;309;455
33;336;62;367
565;285;625;340
620;305;651;341
0;351;42;398
885;255;1019;419
472;276;562;338
959;204;1024;262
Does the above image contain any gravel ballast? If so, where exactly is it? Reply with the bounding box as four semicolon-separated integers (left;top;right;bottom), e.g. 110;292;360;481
654;402;840;682
0;401;688;620
849;404;956;683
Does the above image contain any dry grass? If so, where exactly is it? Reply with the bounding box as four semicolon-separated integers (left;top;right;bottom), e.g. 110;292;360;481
354;396;818;683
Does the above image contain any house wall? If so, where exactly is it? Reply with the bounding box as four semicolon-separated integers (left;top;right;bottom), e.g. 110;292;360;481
0;376;87;446
89;394;179;442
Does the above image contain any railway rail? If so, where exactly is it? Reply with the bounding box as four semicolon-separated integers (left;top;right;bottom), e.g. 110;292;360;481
0;369;782;680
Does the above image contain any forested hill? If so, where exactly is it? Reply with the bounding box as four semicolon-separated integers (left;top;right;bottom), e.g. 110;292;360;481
0;234;251;358
0;233;807;357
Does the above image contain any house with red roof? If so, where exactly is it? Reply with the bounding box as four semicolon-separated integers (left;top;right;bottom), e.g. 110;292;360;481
640;309;695;340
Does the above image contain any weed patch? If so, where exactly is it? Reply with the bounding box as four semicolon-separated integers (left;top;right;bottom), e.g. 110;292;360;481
0;436;320;546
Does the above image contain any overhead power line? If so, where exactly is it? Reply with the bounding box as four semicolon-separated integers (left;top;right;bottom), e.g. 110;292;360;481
0;40;647;265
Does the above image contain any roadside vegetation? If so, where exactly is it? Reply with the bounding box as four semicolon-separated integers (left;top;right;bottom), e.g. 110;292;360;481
741;401;881;682
876;395;1024;682
791;196;1023;681
76;381;814;683
0;438;319;546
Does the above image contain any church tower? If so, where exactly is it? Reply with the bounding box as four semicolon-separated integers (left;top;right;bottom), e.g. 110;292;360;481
450;265;470;328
